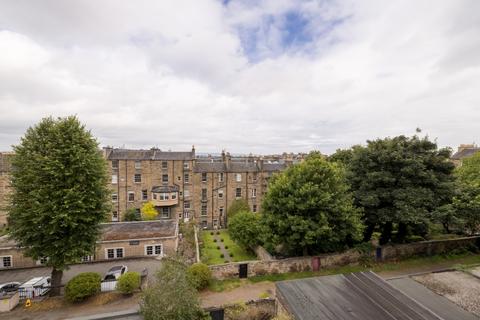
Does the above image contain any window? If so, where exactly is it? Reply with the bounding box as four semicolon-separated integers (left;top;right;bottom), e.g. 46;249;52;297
112;174;118;184
218;172;224;182
161;207;170;218
82;255;93;262
253;205;257;213
183;161;189;169
235;173;242;182
0;256;12;268
184;201;191;209
128;191;135;202
112;160;119;169
162;174;168;183
159;193;169;200
135;161;141;169
162;161;168;169
145;244;163;256
112;211;119;222
201;188;207;201
201;220;207;228
253;172;258;181
105;248;124;259
201;204;207;216
202;172;207;182
219;207;224;216
112;193;118;202
252;188;257;198
184;173;190;183
142;190;148;201
134;173;142;183
218;190;224;198
153;193;157;200
184;190;190;197
236;188;242;198
171;192;177;200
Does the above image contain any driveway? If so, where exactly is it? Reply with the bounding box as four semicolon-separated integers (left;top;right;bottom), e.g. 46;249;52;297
0;258;163;285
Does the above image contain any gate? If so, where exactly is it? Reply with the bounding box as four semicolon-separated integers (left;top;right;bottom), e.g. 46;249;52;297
239;263;248;278
209;308;225;320
312;256;321;271
376;247;382;261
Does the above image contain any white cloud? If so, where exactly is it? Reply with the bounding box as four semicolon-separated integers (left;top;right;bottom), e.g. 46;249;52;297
0;0;479;154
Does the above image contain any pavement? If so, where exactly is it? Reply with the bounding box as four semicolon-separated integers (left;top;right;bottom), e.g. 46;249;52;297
0;258;163;285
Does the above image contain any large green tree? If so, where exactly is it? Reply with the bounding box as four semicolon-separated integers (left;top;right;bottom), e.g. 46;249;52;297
8;116;110;294
261;154;363;256
228;211;262;250
435;152;480;235
335;135;455;244
140;258;209;320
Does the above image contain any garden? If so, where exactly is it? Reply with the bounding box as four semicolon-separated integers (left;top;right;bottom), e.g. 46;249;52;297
200;229;257;265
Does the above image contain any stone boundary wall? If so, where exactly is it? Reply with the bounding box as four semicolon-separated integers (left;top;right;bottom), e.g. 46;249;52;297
210;236;480;280
380;236;480;261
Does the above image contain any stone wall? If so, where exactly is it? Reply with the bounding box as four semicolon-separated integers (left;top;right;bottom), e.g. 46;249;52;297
380;236;480;261
210;236;480;280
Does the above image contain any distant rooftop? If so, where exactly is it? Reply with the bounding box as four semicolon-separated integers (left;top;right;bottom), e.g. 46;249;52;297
452;144;480;160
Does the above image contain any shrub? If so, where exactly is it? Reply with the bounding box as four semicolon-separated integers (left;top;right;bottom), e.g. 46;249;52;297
117;272;141;295
220;239;224;242
216;231;220;235
186;263;212;290
225;246;229;249
220;253;224;258
213;239;217;242
224;260;229;263
210;232;214;235
229;253;234;258
65;272;101;302
216;246;220;250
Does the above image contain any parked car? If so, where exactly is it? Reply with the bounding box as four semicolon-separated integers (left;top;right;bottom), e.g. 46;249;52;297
103;265;128;281
18;276;51;299
0;282;20;294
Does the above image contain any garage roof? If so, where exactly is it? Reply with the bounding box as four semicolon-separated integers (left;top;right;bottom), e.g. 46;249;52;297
276;271;446;320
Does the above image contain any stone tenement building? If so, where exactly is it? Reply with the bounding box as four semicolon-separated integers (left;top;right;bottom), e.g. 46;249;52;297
0;148;301;228
105;147;300;229
451;143;480;166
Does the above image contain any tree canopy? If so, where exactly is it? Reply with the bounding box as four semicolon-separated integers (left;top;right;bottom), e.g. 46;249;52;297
140;258;209;320
228;211;262;249
332;135;455;244
261;154;363;256
8;116;110;293
141;202;158;220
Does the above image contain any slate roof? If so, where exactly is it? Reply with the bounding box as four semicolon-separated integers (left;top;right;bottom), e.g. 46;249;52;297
151;185;179;193
276;271;450;320
194;162;226;173
106;148;194;161
263;163;286;172
100;220;177;241
451;148;480;160
193;160;286;173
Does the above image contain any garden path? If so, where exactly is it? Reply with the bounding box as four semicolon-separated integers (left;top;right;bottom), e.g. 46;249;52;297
213;232;231;263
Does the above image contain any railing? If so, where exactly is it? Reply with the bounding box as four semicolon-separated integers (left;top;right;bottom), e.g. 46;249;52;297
100;279;117;292
18;285;59;300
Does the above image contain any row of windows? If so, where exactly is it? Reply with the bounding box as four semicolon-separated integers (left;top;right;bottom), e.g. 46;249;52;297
105;245;163;259
112;160;190;170
112;172;260;185
201;172;258;183
112;188;256;203
111;207;171;221
199;204;257;216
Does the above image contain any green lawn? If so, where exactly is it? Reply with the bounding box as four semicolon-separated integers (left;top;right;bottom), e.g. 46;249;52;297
200;231;225;265
200;230;257;265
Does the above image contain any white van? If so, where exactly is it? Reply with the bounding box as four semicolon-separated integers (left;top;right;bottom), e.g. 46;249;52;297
18;276;51;299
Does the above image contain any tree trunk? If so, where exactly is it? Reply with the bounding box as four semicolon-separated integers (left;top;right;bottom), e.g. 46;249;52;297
379;222;392;245
50;268;63;296
302;247;309;256
442;222;450;234
396;222;407;243
363;223;375;242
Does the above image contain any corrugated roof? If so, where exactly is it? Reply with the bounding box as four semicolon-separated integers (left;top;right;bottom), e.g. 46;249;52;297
452;148;480;160
276;271;446;320
100;220;176;241
107;149;194;161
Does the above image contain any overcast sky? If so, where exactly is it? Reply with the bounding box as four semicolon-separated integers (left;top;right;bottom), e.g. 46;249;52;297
0;0;479;154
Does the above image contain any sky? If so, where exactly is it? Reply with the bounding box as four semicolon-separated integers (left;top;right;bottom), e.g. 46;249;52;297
0;0;479;155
